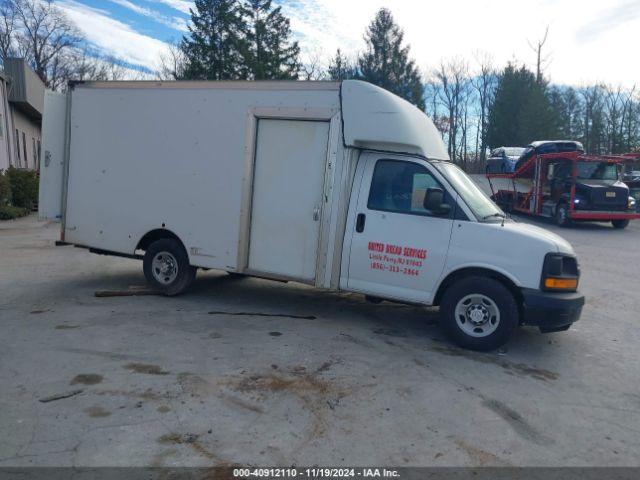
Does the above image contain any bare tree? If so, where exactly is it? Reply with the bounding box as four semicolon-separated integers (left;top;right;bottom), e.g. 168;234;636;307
528;25;551;84
156;41;187;81
434;58;471;163
0;0;17;60
0;0;83;89
472;52;497;162
299;48;326;81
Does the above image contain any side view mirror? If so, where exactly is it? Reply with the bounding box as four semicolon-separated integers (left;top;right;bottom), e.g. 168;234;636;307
423;188;452;216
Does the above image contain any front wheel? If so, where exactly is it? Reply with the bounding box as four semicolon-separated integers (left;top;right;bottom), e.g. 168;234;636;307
143;239;196;296
612;219;629;229
440;276;519;351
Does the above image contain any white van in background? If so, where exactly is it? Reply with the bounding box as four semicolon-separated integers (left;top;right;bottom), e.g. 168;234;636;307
39;80;584;350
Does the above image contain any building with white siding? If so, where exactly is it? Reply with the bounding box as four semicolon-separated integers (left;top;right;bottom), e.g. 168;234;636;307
0;58;44;171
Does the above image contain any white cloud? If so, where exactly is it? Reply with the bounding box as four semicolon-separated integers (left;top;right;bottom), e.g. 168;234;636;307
57;0;170;70
146;0;193;15
108;0;188;32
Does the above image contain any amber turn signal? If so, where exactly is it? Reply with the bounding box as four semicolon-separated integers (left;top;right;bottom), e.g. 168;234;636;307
544;277;578;290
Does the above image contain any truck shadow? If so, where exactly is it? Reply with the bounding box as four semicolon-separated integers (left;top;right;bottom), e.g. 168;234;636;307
186;271;558;357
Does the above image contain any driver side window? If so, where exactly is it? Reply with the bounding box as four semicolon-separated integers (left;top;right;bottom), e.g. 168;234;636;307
367;159;451;217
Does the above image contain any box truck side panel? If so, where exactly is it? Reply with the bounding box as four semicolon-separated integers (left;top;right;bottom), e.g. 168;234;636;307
63;85;340;271
248;119;330;282
39;91;67;221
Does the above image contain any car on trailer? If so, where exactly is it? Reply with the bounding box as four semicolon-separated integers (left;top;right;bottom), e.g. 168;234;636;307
486;147;526;173
488;150;640;228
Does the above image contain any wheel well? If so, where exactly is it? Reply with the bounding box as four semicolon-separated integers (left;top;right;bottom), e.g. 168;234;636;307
136;229;182;252
433;267;523;307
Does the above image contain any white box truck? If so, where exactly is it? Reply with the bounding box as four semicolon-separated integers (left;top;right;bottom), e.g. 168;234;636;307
39;80;584;350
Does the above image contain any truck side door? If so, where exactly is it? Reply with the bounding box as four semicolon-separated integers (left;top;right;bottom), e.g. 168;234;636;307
344;153;455;303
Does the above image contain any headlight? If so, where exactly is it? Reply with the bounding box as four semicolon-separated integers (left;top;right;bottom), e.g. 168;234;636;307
541;253;579;292
629;196;637;210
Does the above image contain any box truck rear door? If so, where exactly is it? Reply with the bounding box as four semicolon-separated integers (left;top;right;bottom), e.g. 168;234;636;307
39;91;67;221
248;119;330;282
346;154;454;303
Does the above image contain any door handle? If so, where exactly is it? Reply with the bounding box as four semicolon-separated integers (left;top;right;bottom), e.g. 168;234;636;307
313;204;321;221
356;213;366;233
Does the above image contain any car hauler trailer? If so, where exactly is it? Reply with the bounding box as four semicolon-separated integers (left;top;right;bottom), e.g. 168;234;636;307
488;150;640;228
39;80;584;350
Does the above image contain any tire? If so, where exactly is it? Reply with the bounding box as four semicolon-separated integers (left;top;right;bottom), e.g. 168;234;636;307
612;219;629;229
555;204;571;227
440;276;519;351
143;238;196;296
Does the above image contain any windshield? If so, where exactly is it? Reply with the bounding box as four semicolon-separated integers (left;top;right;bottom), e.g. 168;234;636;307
434;162;504;221
576;162;619;180
504;148;525;157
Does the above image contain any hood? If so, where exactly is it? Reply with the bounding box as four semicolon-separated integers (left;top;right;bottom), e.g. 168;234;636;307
501;221;574;255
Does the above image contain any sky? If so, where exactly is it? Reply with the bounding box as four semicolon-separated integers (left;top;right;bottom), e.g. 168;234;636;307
55;0;640;86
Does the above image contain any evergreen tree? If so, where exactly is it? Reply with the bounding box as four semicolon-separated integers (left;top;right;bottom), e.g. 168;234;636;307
486;64;557;148
243;0;300;79
327;49;357;81
358;8;425;110
181;0;249;80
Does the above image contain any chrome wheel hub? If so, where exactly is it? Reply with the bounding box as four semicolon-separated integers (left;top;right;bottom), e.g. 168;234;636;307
152;252;178;285
455;294;500;338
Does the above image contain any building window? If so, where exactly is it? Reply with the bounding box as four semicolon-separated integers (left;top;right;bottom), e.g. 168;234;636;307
22;132;27;168
32;137;37;170
15;129;20;166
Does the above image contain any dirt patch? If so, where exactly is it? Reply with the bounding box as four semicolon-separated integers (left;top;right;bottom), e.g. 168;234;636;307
429;345;559;382
123;363;169;375
209;332;223;339
269;331;282;337
30;309;50;314
455;439;509;466
55;324;81;330
157;405;171;414
85;406;111;418
158;433;223;463
70;374;103;386
221;370;337;440
482;399;547;444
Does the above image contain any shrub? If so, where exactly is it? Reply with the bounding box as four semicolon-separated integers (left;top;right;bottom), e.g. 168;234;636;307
5;166;38;210
0;171;11;206
0;205;28;220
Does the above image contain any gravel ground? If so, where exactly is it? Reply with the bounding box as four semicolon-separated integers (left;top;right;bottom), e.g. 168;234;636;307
0;208;639;468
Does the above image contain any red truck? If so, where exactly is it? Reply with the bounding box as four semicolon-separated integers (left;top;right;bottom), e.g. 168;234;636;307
487;150;640;229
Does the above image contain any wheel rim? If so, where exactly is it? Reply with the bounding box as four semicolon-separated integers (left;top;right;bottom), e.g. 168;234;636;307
151;252;179;285
454;294;501;338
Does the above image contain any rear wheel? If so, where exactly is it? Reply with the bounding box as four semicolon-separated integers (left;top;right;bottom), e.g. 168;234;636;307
440;276;519;351
555;204;571;227
143;239;196;296
611;219;629;229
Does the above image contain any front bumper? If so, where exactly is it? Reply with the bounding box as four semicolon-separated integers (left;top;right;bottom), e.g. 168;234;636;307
520;288;585;332
569;210;640;220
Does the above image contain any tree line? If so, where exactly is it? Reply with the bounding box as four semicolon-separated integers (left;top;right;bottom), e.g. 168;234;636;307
1;0;639;161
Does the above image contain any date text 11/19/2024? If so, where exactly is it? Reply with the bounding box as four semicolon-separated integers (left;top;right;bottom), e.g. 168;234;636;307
233;467;401;478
